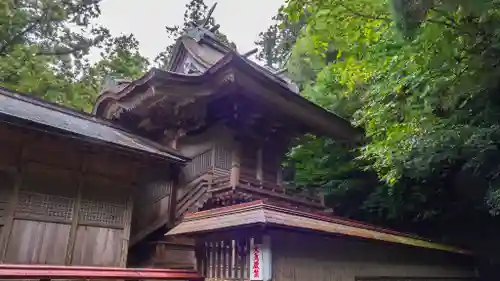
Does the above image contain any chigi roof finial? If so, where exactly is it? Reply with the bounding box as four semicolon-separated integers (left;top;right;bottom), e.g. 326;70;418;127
201;2;218;27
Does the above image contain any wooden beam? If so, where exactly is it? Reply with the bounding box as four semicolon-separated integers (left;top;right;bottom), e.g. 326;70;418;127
256;147;263;181
0;264;203;280
120;194;134;267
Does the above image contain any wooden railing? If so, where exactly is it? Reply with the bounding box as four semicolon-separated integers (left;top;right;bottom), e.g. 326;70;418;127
183;150;213;183
176;175;211;220
0;264;203;280
236;174;323;206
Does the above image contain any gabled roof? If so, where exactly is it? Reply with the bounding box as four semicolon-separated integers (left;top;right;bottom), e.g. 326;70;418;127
166;200;471;255
0;86;188;163
94;26;363;142
93;54;362;142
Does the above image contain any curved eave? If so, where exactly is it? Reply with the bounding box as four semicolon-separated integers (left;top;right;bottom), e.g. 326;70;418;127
93;52;363;142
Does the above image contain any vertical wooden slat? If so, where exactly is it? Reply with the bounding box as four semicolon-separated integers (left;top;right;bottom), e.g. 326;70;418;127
243;237;249;280
65;153;86;265
209;242;215;279
225;239;230;279
232;239;237;280
201;241;207;276
236;238;243;280
215;241;221;279
221;240;226;279
119;194;134;267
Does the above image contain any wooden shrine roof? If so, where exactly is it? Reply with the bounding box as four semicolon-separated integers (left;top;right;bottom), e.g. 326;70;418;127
93;51;362;142
0;86;188;163
166;200;471;255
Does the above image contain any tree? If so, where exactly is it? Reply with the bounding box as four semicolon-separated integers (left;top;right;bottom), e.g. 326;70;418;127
0;0;149;112
255;6;305;69
281;0;500;268
0;0;109;58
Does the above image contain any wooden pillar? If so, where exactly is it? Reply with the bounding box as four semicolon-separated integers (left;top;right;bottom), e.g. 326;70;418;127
230;141;240;188
120;194;134;267
256;147;263;181
65;152;87;265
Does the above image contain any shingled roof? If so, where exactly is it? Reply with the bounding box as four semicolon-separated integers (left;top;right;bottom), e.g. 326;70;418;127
0;86;188;163
166;200;471;255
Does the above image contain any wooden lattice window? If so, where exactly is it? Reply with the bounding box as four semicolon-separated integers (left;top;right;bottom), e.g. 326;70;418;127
16;165;76;222
79;177;127;228
16;192;74;221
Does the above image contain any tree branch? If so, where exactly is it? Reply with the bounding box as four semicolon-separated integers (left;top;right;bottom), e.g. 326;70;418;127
339;3;391;23
0;15;46;56
35;43;92;56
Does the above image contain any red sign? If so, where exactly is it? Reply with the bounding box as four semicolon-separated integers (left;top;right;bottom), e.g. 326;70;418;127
252;245;260;278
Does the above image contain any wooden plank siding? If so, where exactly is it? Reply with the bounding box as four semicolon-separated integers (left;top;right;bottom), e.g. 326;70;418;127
270;230;476;281
0;122;145;267
193;230;476;281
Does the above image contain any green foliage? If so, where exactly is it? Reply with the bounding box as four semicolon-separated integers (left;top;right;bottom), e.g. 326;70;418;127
0;0;150;112
278;0;500;256
255;6;306;68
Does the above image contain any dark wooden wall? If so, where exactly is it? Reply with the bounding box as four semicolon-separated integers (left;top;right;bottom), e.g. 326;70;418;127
0;123;141;266
270;230;476;281
130;170;176;246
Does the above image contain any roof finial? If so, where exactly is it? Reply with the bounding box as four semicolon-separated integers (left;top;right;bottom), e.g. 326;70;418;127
202;2;218;27
242;48;258;58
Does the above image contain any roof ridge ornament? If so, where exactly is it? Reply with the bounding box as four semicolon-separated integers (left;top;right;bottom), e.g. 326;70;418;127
201;2;217;27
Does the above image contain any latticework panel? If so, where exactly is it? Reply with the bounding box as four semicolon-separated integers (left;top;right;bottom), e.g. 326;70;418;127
15;192;74;221
79;199;126;226
16;164;77;222
80;177;127;228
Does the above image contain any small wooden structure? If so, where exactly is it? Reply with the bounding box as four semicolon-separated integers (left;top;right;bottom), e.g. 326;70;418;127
0;87;187;267
168;201;477;281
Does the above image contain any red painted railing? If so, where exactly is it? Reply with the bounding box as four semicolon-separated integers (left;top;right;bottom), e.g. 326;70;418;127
0;264;203;280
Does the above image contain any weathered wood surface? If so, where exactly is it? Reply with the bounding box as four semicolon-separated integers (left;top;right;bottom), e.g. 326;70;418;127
271;230;476;281
0;123;144;266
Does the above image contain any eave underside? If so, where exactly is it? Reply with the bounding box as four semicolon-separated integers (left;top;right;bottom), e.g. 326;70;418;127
94;55;362;142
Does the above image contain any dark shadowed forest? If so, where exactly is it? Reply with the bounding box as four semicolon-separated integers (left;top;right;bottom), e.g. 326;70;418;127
2;0;500;276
